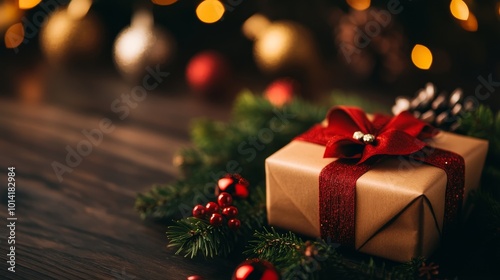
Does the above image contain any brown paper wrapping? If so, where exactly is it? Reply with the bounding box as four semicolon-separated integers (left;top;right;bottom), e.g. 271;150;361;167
266;131;488;262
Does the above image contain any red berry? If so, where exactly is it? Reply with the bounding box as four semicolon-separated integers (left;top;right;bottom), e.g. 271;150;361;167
216;174;250;198
210;213;223;226
192;205;206;218
205;202;219;214
235;184;249;198
222;206;238;218
217;192;233;208
228;218;241;230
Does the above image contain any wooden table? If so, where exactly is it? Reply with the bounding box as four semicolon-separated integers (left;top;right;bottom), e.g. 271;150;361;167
0;91;238;280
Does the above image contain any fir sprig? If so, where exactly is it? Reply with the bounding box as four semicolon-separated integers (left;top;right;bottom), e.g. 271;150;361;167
245;227;423;280
167;217;238;258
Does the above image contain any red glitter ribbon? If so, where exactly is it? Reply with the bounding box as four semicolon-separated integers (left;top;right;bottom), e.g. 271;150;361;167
295;107;465;246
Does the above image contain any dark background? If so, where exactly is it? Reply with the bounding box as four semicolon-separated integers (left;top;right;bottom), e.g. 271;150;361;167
0;0;499;107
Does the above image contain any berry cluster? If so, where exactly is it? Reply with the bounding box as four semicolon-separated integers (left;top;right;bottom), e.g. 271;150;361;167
192;192;241;229
216;173;250;198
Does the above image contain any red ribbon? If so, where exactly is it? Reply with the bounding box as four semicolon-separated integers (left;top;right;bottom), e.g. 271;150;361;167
295;107;465;246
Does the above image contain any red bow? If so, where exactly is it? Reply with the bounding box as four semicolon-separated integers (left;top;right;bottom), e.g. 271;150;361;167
297;106;438;164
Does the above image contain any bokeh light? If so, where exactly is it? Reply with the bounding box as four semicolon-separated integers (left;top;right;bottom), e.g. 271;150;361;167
242;14;271;40
4;23;24;49
67;0;93;20
0;2;23;31
151;0;178;5
196;0;225;24
346;0;371;11
411;44;433;70
450;0;469;21
114;11;155;76
19;0;42;10
460;12;478;32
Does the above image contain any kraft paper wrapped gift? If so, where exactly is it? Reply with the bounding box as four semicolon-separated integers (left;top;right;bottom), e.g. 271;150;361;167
266;130;488;262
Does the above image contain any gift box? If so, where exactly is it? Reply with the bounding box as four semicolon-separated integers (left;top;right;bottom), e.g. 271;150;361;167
265;107;488;262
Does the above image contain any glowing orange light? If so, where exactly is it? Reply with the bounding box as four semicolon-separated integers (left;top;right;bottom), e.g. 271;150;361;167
196;0;225;24
19;0;42;10
0;2;22;31
460;12;478;32
346;0;371;11
411;44;433;70
450;0;469;20
5;23;24;49
151;0;177;5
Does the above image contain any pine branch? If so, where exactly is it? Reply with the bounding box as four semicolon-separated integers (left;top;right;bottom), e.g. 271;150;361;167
134;174;217;220
167;217;238;258
134;182;192;220
245;228;423;280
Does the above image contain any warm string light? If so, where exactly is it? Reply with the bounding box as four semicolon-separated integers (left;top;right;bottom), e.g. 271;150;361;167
411;44;433;70
18;0;42;10
196;0;225;24
450;0;469;20
449;0;479;32
346;0;371;11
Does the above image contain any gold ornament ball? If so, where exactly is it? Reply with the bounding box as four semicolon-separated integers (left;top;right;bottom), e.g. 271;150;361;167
40;9;103;66
253;21;316;73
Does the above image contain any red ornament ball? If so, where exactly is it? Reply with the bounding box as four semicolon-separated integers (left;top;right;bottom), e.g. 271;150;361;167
222;206;238;218
209;213;223;226
264;78;296;107
228;218;241;230
187;276;203;280
205;202;220;214
217;192;233;208
232;259;280;280
192;204;206;218
216;174;250;199
185;51;230;97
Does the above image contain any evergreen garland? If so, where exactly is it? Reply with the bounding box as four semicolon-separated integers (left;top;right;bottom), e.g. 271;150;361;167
135;91;500;279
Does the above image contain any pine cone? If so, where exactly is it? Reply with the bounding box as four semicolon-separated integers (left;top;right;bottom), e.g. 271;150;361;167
392;83;476;131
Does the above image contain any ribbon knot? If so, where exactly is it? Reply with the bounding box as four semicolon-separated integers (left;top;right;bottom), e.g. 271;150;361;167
297;106;438;164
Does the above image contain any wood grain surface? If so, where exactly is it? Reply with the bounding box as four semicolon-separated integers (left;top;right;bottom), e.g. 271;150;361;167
0;93;237;280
